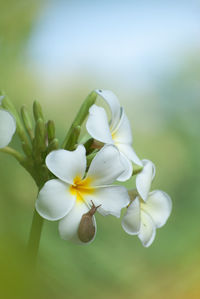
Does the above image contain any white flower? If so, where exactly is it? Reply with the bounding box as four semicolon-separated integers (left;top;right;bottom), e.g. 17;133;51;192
0;102;16;148
86;89;142;182
122;160;172;247
36;144;129;244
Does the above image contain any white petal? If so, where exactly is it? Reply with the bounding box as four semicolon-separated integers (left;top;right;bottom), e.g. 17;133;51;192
116;153;133;182
36;179;76;221
84;185;130;218
122;197;141;235
141;190;172;228
112;109;132;144
142;159;156;180
86;104;113;144
58;201;97;244
0;96;5;104
46;145;86;184
87;145;125;186
95;89;121;131
136;160;155;201
117;143;142;167
0;110;16;148
138;210;156;247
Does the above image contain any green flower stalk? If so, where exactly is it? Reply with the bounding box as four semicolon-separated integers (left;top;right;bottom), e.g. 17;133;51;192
62;91;97;149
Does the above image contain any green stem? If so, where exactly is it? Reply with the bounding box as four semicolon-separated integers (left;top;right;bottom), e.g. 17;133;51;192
0;146;25;162
27;208;44;264
62;91;97;149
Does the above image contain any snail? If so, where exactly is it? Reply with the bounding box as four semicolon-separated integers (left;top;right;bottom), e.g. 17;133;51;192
78;201;100;243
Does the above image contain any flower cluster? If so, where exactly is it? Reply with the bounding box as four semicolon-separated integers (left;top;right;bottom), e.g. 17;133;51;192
0;90;172;247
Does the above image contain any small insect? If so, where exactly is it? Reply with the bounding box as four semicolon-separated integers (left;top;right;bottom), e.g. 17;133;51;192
78;201;101;243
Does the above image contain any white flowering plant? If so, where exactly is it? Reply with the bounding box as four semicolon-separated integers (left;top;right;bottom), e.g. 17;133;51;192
0;89;172;262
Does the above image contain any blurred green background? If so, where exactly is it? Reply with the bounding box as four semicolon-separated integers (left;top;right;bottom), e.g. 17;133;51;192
0;0;200;298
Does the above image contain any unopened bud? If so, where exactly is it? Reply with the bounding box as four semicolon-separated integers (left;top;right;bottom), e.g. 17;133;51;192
34;118;46;154
21;106;34;141
33;101;44;122
64;125;81;150
47;138;59;153
47;120;55;143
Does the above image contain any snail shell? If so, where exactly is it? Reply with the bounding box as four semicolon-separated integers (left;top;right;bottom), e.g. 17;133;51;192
78;202;100;243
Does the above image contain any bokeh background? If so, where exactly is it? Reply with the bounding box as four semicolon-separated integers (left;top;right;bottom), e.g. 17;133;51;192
0;0;200;298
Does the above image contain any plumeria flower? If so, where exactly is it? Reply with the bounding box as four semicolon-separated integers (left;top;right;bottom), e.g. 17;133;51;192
36;144;130;244
0;96;16;148
86;89;142;182
122;160;172;247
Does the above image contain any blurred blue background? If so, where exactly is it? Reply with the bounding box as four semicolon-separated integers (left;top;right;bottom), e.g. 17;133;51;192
0;0;200;298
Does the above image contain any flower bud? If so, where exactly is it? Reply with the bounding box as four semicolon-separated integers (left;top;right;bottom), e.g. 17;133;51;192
33;101;44;122
47;138;59;153
47;120;55;143
33;118;46;157
64;125;81;150
21;105;34;141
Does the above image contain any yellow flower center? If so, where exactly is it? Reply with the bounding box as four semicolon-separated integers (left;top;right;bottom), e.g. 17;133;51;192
70;176;94;202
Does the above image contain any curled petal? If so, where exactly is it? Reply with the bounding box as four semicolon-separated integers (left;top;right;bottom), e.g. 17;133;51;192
58;201;96;244
112;109;132;144
138;211;156;247
116;153;133;182
117;143;142;167
46;145;86;184
141;190;172;228
84;185;130;218
0;110;16;148
36;179;76;221
95;89;121;131
122;197;141;235
87;145;125;186
136;160;155;201
142;159;156;180
86;105;113;144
